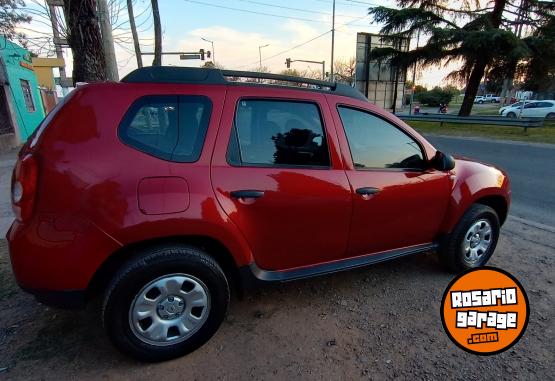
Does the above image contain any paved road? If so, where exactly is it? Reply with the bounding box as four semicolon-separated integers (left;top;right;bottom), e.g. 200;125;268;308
427;135;555;228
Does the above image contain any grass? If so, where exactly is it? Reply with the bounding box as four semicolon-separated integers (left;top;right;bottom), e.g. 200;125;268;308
407;120;555;144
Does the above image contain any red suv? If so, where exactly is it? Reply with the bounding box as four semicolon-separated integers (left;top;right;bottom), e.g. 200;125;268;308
8;67;510;361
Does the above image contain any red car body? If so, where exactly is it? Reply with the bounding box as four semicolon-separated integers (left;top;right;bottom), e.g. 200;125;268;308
7;72;510;308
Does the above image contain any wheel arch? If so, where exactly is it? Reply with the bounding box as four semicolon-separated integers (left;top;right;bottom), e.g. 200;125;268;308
87;235;242;300
475;195;508;225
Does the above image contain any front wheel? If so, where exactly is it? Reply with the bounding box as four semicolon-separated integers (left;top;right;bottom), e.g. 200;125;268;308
439;204;500;273
506;112;516;118
102;245;230;362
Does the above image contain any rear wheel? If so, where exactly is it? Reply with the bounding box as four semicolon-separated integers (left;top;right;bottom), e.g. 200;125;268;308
439;204;500;273
546;112;555;120
102;245;229;362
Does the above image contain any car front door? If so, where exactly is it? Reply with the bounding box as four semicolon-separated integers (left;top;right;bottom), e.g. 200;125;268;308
520;102;538;117
329;102;452;257
211;87;352;271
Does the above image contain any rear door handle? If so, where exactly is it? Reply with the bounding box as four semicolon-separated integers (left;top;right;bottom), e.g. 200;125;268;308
230;190;265;199
356;187;380;196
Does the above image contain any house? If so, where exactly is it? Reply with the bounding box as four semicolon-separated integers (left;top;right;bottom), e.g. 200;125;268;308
0;36;46;150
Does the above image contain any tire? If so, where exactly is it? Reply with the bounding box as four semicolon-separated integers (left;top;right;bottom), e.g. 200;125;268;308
102;245;230;362
546;112;555;120
439;204;500;273
479;100;484;104
506;112;516;118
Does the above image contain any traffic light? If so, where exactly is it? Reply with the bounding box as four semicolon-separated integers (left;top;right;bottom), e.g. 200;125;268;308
285;58;291;68
199;49;205;60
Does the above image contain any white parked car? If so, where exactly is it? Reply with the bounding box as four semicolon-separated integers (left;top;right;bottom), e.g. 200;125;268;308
501;100;555;119
499;101;524;115
474;96;486;104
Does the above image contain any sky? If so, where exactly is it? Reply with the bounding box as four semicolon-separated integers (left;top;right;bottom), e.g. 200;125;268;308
21;0;455;87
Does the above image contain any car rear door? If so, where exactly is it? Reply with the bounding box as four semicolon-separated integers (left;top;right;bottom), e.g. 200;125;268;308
328;97;451;257
211;86;352;271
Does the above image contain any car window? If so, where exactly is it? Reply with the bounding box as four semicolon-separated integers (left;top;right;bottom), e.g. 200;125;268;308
119;95;211;162
228;100;330;167
537;102;553;108
523;102;537;109
337;106;426;170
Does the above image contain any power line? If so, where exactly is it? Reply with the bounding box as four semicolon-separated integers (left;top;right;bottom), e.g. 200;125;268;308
184;0;331;24
309;0;379;8
234;30;332;69
235;0;352;17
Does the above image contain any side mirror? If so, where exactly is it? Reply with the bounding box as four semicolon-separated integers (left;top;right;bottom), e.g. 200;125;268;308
433;151;456;171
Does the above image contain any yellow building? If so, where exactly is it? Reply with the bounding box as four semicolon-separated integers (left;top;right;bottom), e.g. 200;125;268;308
31;57;65;90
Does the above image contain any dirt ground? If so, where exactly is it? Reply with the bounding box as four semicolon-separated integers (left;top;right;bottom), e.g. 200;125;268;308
0;218;553;381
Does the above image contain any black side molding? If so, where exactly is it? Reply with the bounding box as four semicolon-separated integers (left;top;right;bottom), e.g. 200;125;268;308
239;242;438;289
21;287;86;310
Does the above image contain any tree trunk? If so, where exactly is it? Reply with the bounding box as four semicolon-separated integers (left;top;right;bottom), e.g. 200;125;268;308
63;0;106;84
458;0;507;116
127;0;143;68
458;56;489;116
151;0;162;66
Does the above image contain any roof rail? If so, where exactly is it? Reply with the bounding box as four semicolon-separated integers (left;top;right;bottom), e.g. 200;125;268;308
121;66;367;101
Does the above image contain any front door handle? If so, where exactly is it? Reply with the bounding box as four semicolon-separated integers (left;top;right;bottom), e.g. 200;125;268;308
356;187;380;196
230;190;265;199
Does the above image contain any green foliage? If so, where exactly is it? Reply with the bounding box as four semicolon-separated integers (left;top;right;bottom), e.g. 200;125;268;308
415;86;454;106
367;0;554;116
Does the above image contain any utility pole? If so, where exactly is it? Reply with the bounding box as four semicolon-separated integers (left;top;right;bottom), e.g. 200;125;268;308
330;0;336;80
201;38;215;63
259;44;269;71
409;30;420;115
127;0;143;68
97;0;119;81
46;0;70;94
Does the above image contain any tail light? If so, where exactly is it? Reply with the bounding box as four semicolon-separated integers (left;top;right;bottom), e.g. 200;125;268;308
12;154;38;222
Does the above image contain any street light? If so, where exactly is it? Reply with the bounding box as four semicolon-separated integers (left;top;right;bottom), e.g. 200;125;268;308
258;44;270;71
201;37;215;63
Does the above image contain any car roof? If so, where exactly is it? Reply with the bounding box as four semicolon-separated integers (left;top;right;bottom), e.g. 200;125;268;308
121;66;368;102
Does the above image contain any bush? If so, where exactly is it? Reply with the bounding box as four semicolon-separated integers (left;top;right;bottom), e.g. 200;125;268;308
415;86;455;107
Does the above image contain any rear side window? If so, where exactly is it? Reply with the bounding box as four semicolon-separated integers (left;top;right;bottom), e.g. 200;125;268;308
227;100;330;167
119;95;212;162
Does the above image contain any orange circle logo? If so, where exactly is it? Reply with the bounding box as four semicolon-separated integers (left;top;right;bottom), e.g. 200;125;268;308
441;267;529;355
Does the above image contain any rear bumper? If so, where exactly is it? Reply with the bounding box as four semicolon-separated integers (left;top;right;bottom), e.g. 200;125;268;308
6;216;121;302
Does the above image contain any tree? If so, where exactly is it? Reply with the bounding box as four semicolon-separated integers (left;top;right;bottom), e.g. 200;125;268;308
520;13;555;95
367;0;531;116
127;0;143;68
416;86;454;106
334;57;356;85
0;0;31;45
151;0;162;66
63;0;106;84
280;69;302;77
